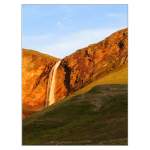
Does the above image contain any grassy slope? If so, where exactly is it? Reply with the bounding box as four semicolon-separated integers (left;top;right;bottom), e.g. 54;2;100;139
23;84;128;145
65;64;128;100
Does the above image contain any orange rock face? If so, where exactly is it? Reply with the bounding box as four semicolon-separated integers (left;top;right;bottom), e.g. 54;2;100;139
22;28;128;117
54;28;128;101
22;49;59;117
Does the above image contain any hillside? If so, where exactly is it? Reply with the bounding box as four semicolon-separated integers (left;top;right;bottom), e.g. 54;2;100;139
74;64;127;96
22;49;59;118
23;84;128;145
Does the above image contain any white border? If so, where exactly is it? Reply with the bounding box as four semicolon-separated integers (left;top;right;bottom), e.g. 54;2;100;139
21;0;130;4
1;0;150;150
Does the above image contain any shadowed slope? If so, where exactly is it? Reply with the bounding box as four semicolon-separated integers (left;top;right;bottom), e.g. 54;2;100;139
23;84;128;145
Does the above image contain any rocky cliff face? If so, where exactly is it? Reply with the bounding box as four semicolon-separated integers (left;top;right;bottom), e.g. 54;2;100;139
22;49;59;117
54;28;128;101
22;28;128;117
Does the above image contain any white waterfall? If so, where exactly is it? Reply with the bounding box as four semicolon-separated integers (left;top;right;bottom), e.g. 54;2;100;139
46;60;61;106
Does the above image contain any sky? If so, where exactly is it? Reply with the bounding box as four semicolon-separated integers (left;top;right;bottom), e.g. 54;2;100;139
22;4;128;58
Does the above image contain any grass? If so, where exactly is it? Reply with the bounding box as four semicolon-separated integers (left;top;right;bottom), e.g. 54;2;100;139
23;84;128;145
75;64;128;96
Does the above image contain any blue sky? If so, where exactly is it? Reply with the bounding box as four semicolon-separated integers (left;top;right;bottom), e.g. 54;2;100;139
22;5;128;58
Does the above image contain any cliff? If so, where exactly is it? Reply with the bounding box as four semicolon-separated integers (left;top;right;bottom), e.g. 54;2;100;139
54;28;128;101
22;49;59;117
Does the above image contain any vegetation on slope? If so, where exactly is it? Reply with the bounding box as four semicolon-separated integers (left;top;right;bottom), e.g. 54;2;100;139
75;64;128;96
23;84;128;145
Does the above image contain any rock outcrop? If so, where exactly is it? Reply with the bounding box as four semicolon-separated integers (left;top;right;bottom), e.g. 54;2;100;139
22;49;59;117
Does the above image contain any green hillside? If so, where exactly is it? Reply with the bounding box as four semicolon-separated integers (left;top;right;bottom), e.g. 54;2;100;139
75;64;128;96
23;84;128;145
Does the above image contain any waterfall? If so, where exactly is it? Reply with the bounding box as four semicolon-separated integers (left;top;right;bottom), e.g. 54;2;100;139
46;60;61;106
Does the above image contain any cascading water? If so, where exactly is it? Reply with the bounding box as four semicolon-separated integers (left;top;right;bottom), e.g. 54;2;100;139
46;60;61;106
